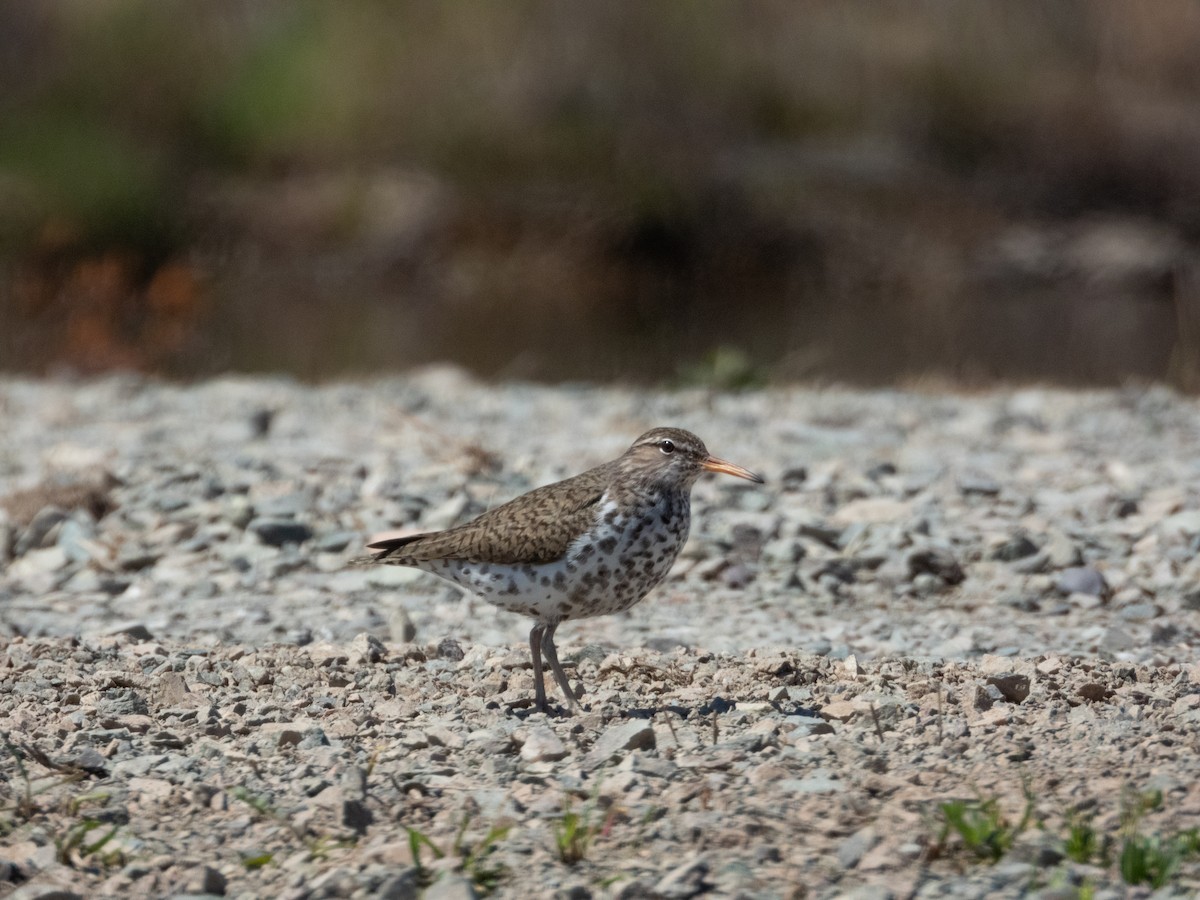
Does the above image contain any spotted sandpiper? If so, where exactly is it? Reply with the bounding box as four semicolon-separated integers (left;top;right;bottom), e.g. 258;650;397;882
357;427;763;713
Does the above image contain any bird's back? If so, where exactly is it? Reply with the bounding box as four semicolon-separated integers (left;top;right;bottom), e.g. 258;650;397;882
366;460;618;567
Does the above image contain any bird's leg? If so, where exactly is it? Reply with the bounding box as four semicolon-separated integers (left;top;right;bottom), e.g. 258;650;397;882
540;622;580;712
529;623;549;713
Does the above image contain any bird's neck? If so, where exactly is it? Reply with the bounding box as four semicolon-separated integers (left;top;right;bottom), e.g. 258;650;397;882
610;480;691;516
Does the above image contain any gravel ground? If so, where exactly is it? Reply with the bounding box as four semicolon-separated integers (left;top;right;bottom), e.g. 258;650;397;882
1;369;1199;898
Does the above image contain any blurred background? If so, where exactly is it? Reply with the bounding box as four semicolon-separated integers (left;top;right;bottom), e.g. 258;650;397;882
2;0;1200;387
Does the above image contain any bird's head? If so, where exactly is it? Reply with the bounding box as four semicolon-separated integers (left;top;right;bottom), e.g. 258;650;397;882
620;427;763;489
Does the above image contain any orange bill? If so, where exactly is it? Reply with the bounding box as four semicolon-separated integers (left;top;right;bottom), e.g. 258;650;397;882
701;455;764;483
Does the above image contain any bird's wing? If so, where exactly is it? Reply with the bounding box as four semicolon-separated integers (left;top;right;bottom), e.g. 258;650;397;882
366;464;612;565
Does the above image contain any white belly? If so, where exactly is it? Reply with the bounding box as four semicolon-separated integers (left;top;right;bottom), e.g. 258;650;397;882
421;494;690;622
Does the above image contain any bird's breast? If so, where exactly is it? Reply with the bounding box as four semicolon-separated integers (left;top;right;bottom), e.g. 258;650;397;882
569;490;691;565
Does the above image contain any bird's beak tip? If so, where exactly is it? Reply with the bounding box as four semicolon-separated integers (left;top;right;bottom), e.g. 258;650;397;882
702;455;764;484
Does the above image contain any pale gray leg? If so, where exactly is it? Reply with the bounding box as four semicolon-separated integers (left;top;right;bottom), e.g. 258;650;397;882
529;623;549;713
540;622;580;712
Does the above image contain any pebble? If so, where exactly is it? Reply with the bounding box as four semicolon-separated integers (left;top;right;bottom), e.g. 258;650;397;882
183;865;228;895
992;535;1039;561
519;726;567;763
1056;566;1107;597
986;672;1031;704
588;721;656;763
654;855;710;898
246;517;315;547
423;874;478;900
837;826;879;869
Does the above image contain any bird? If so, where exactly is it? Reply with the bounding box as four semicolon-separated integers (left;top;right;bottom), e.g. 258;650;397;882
355;427;763;713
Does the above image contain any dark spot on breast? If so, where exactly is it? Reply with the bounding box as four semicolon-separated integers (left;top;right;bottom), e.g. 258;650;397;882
598;537;617;554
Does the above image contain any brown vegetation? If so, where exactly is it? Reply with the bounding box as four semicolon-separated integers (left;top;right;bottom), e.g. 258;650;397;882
2;3;1200;383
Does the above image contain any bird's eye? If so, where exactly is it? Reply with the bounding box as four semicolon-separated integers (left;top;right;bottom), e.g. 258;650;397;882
658;439;676;455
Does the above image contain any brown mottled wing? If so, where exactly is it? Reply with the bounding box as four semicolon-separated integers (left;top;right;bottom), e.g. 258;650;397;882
366;462;614;565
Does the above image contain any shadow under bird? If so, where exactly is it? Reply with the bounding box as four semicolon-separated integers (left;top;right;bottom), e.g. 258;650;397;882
355;427;764;713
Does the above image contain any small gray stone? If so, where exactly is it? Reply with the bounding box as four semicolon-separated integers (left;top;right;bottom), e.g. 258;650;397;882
520;726;568;763
366;566;425;588
425;725;465;750
654;855;709;899
341;797;373;834
374;871;420;900
973;684;1004;710
959;474;1001;496
589;721;655;763
349;632;387;664
15;505;68;555
992;860;1035;885
1151;622;1179;644
1010;551;1051;574
1118;602;1159;622
1042;531;1082;568
298;727;330;749
719;563;754;589
422;495;470;531
9;885;85;900
613;881;654;900
1161;509;1200;538
390;608;417;643
986;672;1031;704
992;535;1039;561
1056;566;1107;597
246;517;313;547
116;544;159;571
780;769;844;794
10;545;69;577
314;530;359;553
836;888;894;900
254;492;310;519
423;874;478;900
1100;626;1134;652
56;518;98;563
761;538;805;566
907;547;965;585
248;406;276;438
787;719;835;737
837;826;879;869
184;865;227;896
274;729;304;748
65;747;108;776
108;622;154;641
